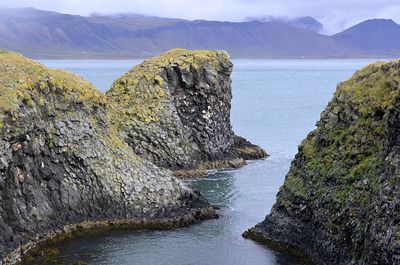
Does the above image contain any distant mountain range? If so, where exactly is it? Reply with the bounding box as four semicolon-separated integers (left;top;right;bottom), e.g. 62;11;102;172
333;19;400;57
245;16;324;33
0;8;399;59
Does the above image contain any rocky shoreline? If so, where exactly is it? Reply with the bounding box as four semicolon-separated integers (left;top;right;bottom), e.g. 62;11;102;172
8;206;218;265
243;217;318;265
174;136;268;178
244;60;400;264
242;225;315;265
0;49;266;264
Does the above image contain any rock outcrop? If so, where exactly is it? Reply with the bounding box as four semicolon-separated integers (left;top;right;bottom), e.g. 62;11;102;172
233;135;268;160
106;49;267;177
244;61;400;264
0;51;217;264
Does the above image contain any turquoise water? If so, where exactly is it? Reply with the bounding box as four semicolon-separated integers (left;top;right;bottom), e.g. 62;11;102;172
39;59;377;265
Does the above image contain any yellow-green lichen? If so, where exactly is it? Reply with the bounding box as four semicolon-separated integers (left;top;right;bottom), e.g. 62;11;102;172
277;60;400;212
0;51;105;120
336;60;400;115
106;48;229;129
0;50;144;171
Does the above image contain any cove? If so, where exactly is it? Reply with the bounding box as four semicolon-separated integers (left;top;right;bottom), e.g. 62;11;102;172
38;58;376;265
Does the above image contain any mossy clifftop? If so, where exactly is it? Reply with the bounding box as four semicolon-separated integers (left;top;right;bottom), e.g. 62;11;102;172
0;50;215;264
0;48;265;264
106;48;266;173
106;48;230;126
0;51;103;114
336;60;400;114
245;60;400;265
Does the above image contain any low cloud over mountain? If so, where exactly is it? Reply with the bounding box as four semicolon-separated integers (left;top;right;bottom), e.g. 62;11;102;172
0;8;399;59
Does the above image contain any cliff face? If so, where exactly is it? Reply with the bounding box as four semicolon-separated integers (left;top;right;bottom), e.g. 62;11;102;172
245;61;400;264
0;51;215;263
106;49;266;175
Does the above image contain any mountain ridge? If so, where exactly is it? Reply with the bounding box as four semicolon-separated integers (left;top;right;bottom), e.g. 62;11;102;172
333;18;400;56
246;15;324;33
0;8;399;59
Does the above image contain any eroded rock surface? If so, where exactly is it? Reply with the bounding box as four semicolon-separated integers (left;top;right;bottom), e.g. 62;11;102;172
244;61;400;264
234;135;268;160
106;49;267;175
0;51;215;264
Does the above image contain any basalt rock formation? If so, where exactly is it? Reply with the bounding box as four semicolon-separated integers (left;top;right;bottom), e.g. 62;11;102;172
244;61;400;264
106;49;267;177
0;50;217;264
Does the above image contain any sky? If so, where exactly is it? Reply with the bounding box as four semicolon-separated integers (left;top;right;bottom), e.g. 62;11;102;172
0;0;399;34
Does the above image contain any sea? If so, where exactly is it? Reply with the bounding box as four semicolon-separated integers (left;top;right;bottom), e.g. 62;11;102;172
39;58;378;265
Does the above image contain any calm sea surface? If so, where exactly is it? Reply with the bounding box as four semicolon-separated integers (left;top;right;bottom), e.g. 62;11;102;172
39;59;377;265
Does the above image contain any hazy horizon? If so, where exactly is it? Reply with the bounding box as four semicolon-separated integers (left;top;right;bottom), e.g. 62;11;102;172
0;0;399;34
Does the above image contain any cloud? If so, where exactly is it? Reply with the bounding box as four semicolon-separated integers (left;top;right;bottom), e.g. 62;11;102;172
0;0;399;33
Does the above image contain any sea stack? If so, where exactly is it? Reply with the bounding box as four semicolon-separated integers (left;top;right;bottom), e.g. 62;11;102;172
106;49;267;177
244;60;400;264
0;50;217;264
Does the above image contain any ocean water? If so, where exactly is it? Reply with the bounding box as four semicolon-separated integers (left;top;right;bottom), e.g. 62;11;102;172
39;59;377;265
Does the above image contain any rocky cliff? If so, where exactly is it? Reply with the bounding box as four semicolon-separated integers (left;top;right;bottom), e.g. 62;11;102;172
106;49;267;177
0;50;217;264
244;60;400;264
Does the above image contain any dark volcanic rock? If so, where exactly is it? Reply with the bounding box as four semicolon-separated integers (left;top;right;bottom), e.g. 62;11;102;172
245;60;400;264
106;49;267;176
0;50;217;264
234;135;269;160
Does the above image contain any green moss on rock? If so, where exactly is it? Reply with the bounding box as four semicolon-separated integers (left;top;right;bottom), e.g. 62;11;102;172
0;51;105;129
105;48;241;171
0;50;216;264
0;51;103;107
337;60;400;114
106;48;229;127
249;60;400;265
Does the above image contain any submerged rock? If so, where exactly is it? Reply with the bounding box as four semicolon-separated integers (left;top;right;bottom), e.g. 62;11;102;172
106;49;267;176
244;60;400;264
0;51;217;264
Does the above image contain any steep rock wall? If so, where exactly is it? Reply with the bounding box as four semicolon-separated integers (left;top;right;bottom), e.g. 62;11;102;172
245;60;400;264
106;49;267;174
0;51;215;264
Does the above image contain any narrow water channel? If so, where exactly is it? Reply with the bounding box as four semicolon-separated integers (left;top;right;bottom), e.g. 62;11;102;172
40;58;375;265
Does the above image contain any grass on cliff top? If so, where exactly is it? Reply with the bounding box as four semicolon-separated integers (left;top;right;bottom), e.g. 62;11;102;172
148;48;229;67
0;48;228;130
277;60;399;213
0;50;104;114
106;48;230;126
336;59;400;114
107;48;228;94
109;48;228;90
